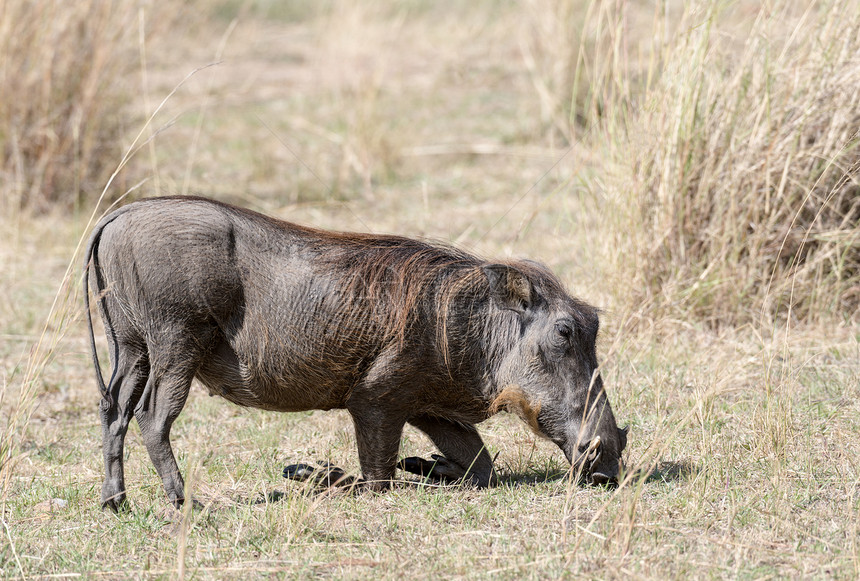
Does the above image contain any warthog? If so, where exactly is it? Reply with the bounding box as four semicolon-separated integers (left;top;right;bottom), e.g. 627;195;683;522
85;196;627;510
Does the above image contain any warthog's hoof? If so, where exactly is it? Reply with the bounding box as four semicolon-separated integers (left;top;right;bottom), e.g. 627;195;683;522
101;496;130;513
283;463;317;481
283;461;356;488
101;480;130;513
399;454;475;485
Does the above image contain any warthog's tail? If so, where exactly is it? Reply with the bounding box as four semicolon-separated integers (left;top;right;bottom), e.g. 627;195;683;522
83;207;133;407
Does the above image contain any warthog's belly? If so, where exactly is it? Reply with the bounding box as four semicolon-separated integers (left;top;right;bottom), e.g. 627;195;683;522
194;339;350;412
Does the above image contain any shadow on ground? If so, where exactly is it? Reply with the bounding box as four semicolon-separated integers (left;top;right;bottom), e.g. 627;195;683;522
204;458;699;509
641;460;697;484
496;459;698;488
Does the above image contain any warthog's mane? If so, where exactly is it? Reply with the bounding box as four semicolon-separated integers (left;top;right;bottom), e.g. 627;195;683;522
200;196;492;361
309;232;584;375
317;231;490;367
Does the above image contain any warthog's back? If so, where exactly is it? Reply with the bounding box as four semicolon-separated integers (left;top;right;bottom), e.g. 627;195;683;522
91;197;405;412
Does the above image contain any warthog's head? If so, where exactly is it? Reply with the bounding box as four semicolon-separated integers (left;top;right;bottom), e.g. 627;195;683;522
485;262;628;485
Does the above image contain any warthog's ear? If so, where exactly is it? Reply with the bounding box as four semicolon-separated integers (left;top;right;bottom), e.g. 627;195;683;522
618;425;629;451
483;264;534;314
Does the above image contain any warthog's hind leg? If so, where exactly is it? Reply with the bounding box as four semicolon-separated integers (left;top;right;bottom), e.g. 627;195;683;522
100;347;149;512
133;353;196;508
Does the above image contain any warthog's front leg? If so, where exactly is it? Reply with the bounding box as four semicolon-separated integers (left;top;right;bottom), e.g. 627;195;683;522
345;404;407;492
401;415;497;487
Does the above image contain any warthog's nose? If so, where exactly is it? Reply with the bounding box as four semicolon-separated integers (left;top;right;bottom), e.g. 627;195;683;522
589;458;623;487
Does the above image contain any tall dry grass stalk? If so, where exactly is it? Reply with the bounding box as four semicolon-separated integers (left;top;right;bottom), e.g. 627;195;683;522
0;4;210;510
523;0;671;148
598;0;860;326
0;0;139;215
313;0;403;198
0;258;79;511
520;0;588;143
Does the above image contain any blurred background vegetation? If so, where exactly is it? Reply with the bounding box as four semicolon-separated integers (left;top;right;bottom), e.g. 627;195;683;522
1;0;856;328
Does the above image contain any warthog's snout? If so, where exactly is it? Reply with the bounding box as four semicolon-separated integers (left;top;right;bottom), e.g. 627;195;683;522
567;425;628;486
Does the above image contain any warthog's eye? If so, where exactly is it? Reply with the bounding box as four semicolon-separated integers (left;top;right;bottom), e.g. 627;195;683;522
555;321;572;337
553;320;573;348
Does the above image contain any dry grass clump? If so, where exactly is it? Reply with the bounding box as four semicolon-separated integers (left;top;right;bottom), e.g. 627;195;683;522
519;0;589;143
520;0;648;145
0;0;140;215
600;0;860;326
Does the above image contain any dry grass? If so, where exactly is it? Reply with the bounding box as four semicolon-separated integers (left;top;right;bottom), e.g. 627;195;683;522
1;0;859;579
597;0;860;326
0;1;146;216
